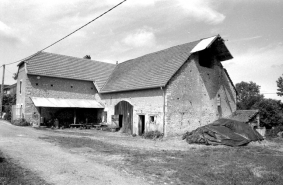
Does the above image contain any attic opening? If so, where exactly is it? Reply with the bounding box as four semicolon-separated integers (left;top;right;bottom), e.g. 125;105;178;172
198;48;214;68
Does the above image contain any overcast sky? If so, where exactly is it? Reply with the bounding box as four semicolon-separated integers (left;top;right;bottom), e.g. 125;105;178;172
0;0;282;101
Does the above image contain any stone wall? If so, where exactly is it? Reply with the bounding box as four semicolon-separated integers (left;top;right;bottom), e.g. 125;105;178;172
165;53;236;136
22;74;99;124
16;64;27;118
101;89;164;135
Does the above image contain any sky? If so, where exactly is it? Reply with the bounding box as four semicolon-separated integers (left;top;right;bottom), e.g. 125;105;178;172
0;0;283;101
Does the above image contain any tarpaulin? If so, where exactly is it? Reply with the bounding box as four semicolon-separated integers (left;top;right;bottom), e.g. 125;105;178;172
182;118;264;147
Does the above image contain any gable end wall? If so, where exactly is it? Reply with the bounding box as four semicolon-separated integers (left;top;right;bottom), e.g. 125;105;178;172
165;54;236;136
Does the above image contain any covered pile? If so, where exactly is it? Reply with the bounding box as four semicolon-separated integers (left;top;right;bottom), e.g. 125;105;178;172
182;118;264;147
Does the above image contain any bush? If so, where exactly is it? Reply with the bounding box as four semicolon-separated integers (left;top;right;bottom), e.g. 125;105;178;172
265;125;283;138
11;118;30;126
143;130;164;140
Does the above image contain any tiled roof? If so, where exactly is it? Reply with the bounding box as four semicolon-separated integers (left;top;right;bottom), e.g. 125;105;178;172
228;110;259;123
100;40;200;93
24;52;116;90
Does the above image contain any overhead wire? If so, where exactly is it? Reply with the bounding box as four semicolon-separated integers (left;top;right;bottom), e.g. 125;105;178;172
2;0;127;67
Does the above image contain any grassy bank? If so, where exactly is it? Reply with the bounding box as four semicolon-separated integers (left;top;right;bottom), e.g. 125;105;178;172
40;135;283;185
0;151;50;185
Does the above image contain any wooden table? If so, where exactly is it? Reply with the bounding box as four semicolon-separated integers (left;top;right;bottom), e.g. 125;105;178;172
69;124;83;128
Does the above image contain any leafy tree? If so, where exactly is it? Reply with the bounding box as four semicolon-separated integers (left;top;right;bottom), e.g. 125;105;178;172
252;99;283;128
13;73;18;80
3;94;16;106
83;55;91;59
277;74;283;97
2;94;16;120
235;81;264;110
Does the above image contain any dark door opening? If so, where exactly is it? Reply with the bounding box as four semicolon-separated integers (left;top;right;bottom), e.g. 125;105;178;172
138;115;145;136
119;115;123;128
114;101;133;134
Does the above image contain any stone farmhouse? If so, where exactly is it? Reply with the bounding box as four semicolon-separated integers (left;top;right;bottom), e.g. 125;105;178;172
15;35;237;136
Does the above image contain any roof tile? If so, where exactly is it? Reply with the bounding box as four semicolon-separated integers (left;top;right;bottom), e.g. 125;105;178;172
101;40;200;93
25;52;116;90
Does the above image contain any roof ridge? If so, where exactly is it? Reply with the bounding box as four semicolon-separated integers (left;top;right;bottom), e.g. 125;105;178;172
17;51;42;66
41;51;115;66
118;40;201;65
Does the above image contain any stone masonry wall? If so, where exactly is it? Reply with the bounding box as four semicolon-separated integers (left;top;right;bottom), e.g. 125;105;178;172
101;89;164;135
16;64;27;118
165;54;236;136
24;75;99;124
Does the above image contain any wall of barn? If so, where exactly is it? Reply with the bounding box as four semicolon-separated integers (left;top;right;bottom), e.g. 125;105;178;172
16;64;27;119
22;74;99;124
165;53;236;136
101;89;164;135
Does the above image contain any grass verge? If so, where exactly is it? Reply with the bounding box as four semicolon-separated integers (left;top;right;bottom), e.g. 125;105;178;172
0;151;50;185
40;135;283;185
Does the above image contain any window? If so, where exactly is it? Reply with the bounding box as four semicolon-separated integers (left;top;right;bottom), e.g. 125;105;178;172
71;85;73;88
149;115;156;124
51;84;53;87
19;81;22;94
36;83;38;86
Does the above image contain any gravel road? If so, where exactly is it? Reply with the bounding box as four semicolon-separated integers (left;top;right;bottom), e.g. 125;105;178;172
0;120;147;185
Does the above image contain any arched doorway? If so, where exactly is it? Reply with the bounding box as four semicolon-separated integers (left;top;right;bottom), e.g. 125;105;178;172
114;101;133;134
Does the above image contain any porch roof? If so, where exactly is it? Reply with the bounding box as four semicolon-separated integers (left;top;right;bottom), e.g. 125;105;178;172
30;97;104;108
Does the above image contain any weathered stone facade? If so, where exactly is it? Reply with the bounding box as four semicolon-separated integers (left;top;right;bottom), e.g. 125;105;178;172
16;53;236;136
99;54;236;136
16;67;101;124
165;54;236;136
101;88;164;135
16;37;236;136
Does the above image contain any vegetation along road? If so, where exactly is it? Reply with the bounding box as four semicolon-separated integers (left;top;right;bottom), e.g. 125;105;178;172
1;120;283;185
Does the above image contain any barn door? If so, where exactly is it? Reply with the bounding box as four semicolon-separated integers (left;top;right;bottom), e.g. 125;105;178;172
114;101;133;134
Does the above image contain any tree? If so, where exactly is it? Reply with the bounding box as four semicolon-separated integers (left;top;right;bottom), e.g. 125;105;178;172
277;74;283;97
83;55;91;59
235;81;264;110
252;99;283;128
2;94;16;120
13;73;18;80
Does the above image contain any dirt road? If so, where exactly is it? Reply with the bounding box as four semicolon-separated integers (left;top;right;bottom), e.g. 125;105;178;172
0;120;147;185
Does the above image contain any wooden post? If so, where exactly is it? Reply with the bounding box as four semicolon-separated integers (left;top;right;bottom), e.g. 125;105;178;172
0;65;5;117
74;109;77;124
161;86;166;137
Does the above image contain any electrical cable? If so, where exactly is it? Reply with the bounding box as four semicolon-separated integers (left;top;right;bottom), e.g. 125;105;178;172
3;0;127;66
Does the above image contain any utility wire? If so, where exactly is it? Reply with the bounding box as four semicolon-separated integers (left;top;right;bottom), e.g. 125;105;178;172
5;68;14;74
2;0;127;67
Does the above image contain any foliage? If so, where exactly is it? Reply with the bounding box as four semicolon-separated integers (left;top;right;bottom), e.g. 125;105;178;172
277;74;283;97
252;99;283;128
143;130;164;139
2;94;16;121
236;81;264;110
83;55;91;59
265;125;283;138
235;81;283;128
3;94;16;106
12;118;30;126
12;73;18;80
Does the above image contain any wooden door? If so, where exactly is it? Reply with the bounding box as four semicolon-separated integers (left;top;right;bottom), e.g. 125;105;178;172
114;101;133;134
